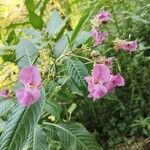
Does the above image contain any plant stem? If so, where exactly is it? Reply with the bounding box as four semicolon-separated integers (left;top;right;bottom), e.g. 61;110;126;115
66;53;94;63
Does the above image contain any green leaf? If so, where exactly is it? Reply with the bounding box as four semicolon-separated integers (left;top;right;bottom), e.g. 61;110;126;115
73;31;91;47
44;122;101;150
22;130;34;150
23;126;48;150
0;89;45;150
54;31;90;58
25;0;35;13
47;10;67;37
15;38;38;67
6;30;16;44
70;8;93;45
66;77;83;96
0;118;6;133
23;28;42;38
45;101;62;120
23;28;43;44
66;58;89;95
29;12;43;30
33;125;48;150
0;99;15;117
25;0;43;29
68;103;77;121
44;123;58;141
54;32;72;58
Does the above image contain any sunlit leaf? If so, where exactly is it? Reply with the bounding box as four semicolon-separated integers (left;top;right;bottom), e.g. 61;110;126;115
15;38;38;67
47;10;67;37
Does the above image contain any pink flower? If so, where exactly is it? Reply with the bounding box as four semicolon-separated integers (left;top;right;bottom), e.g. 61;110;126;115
95;10;111;24
19;65;42;88
84;64;125;101
92;29;108;46
105;74;125;92
92;64;110;83
0;89;9;98
88;83;108;100
114;39;137;54
16;87;40;106
84;64;110;100
16;65;42;106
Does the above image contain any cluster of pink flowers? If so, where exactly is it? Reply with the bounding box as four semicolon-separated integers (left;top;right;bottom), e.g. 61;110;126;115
0;89;9;98
91;10;111;47
84;63;125;100
91;9;138;53
85;9;138;100
16;65;42;106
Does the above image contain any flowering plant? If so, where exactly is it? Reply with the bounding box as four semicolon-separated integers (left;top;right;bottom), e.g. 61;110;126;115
0;2;140;149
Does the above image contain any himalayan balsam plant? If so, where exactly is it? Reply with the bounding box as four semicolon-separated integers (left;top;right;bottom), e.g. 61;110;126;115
0;6;137;150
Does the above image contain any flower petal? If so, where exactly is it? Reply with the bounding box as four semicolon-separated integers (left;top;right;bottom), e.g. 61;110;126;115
92;64;110;83
16;88;40;106
97;10;111;23
92;84;108;100
105;74;125;93
92;29;108;46
19;65;42;87
113;74;125;86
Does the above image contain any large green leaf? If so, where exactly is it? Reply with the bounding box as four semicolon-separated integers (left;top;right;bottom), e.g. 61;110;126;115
23;28;42;38
22;130;34;150
66;77;83;96
33;125;48;150
15;38;38;67
73;31;91;48
53;31;72;58
23;126;48;150
45;101;62;120
0;89;45;150
44;122;101;150
47;10;67;37
0;99;15;117
44;122;58;141
66;58;88;95
23;28;43;44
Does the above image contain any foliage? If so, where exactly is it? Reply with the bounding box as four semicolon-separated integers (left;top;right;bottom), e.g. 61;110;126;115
0;0;150;149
